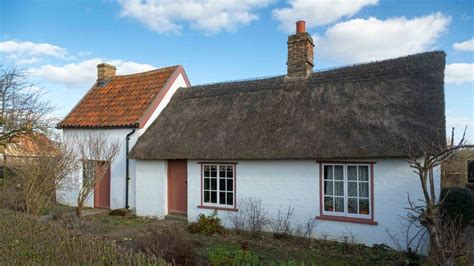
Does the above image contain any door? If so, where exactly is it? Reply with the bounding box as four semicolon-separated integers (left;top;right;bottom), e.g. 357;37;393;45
94;162;111;209
168;160;188;215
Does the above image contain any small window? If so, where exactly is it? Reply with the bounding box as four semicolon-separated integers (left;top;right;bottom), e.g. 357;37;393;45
468;160;474;183
83;160;96;186
322;164;372;219
202;164;235;208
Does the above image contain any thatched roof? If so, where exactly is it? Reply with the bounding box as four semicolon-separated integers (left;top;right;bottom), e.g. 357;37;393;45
130;51;446;160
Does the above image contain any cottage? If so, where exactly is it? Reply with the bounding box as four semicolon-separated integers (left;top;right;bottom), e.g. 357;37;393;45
130;21;446;248
57;64;190;209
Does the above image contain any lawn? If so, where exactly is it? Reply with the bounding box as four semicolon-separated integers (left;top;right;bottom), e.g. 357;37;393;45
0;206;418;265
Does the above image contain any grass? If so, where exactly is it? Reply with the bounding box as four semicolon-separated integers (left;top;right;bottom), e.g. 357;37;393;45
77;213;412;265
0;206;418;265
0;209;164;265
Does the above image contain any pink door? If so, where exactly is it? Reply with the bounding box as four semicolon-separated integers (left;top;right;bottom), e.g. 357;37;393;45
168;160;188;214
94;163;111;209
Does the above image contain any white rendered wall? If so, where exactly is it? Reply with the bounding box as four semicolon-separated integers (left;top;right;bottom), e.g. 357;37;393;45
56;72;188;210
135;160;168;218
183;159;440;250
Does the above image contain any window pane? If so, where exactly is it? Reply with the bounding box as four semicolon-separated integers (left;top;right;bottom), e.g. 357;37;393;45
211;192;217;203
219;192;226;204
219;166;226;177
359;182;369;198
359;199;369;215
334;166;344;180
347;166;357;181
204;178;210;190
227;180;233;191
226;166;233;178
204;191;210;203
211;166;217;177
359;166;369;181
348;182;357;197
219;179;225;191
324;165;333;180
204;165;210;177
334;181;344;196
324;197;333;211
335;197;344;212
324;181;333;196
348;198;358;213
226;193;233;205
211;179;217;190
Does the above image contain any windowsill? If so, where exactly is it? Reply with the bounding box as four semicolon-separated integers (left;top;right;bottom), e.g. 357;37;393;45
316;215;378;225
197;205;238;212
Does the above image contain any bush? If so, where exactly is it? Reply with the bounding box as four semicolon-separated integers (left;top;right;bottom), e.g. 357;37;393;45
441;187;474;227
187;211;225;235
271;207;294;239
0;209;162;265
134;227;197;264
208;246;259;264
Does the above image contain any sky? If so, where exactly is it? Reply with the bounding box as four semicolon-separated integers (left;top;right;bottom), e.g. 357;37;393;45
0;0;473;141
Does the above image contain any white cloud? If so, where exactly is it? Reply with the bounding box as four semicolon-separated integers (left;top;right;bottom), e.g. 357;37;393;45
31;58;155;87
445;63;474;84
0;40;68;60
453;37;474;52
118;0;272;34
314;13;451;64
273;0;378;32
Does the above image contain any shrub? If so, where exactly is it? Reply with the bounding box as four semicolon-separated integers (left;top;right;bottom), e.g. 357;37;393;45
441;187;474;227
134;227;197;264
208;246;259;265
187;211;225;235
0;209;162;265
271;207;294;239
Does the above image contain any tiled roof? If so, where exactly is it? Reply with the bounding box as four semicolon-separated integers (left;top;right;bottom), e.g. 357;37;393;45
58;65;184;128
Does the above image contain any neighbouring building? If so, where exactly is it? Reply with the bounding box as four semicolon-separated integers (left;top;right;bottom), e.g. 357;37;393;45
129;21;446;249
56;63;190;210
441;148;474;191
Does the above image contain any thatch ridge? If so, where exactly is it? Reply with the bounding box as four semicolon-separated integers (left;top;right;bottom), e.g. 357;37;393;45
130;51;446;160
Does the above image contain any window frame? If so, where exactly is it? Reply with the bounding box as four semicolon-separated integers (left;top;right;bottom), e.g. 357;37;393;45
318;161;376;225
199;163;237;210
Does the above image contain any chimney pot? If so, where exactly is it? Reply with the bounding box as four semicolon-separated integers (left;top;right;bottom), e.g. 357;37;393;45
296;20;306;34
97;63;116;81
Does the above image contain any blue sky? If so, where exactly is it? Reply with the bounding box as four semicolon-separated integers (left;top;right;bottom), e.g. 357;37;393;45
1;0;473;140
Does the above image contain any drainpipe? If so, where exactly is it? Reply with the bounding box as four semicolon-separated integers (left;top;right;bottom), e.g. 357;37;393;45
125;129;136;209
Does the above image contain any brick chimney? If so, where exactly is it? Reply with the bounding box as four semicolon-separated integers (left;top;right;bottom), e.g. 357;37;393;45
97;63;116;81
286;21;314;79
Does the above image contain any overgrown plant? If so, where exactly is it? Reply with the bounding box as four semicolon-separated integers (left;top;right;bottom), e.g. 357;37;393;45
3;134;77;216
406;127;474;266
72;133;120;218
228;198;269;238
187;211;225;235
271;206;294;239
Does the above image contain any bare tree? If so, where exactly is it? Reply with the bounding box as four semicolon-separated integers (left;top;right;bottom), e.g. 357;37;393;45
73;133;120;218
0;65;53;147
407;127;473;265
4;133;78;216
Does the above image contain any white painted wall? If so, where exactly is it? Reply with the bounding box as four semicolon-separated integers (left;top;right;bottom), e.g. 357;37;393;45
56;72;188;211
135;160;168;218
133;158;440;250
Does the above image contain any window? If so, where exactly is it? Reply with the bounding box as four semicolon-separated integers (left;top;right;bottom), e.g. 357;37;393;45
202;164;235;208
468;160;474;183
322;163;372;219
83;160;96;186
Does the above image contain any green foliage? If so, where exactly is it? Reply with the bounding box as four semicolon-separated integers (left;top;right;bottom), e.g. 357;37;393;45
0;209;164;265
441;187;474;227
208;246;259;265
187;211;225;235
